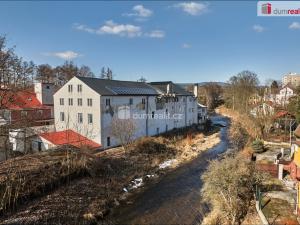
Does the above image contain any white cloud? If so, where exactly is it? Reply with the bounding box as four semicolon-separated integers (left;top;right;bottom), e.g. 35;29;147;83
145;30;165;38
124;5;153;18
253;24;264;32
98;20;142;37
74;21;165;39
289;22;300;29
182;43;191;48
73;23;95;33
44;51;81;60
174;2;208;16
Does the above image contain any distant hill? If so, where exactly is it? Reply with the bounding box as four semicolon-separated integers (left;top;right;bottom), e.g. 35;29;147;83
176;82;228;88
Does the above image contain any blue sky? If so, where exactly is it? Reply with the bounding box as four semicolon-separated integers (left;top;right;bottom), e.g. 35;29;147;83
0;1;300;84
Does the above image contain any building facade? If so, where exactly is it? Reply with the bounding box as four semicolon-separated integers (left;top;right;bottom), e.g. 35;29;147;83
282;73;300;87
275;85;295;106
53;76;198;149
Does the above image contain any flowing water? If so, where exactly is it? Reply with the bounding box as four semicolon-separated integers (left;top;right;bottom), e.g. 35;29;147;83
108;115;230;225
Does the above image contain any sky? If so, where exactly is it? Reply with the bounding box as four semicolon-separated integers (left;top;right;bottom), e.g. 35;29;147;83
0;1;300;84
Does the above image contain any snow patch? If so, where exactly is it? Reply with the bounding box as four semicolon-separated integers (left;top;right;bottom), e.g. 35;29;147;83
159;159;177;169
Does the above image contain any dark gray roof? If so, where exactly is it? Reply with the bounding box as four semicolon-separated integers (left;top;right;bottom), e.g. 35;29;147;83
149;81;194;96
76;76;159;96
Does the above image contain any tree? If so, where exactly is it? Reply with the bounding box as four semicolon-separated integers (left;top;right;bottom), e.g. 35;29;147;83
270;80;279;95
78;65;94;78
36;64;55;83
201;155;262;225
224;70;259;113
55;61;78;86
202;83;223;110
111;117;136;152
0;35;36;159
100;66;114;80
137;76;147;83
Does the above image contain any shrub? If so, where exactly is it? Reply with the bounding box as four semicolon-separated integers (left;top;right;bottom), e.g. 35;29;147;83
252;139;264;153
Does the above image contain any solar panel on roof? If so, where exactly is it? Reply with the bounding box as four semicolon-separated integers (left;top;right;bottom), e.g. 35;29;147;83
107;86;157;95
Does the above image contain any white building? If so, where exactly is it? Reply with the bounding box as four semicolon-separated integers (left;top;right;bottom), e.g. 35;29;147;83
282;72;300;87
250;102;275;117
52;76;198;149
197;103;208;125
275;85;295;106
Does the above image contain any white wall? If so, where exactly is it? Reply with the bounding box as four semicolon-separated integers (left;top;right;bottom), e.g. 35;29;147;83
100;95;198;149
54;77;101;145
34;82;54;105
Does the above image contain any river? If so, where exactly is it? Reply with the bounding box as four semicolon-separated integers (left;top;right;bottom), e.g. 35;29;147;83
108;115;230;225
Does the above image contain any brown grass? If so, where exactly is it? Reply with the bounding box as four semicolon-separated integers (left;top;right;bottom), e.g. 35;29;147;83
0;127;221;225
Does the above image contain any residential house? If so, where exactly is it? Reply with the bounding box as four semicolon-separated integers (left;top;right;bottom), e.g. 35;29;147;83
53;76;198;149
0;82;54;126
33;129;101;151
250;102;275;117
275;85;295;106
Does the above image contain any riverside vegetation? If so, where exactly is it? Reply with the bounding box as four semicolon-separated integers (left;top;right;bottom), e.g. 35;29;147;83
0;125;220;225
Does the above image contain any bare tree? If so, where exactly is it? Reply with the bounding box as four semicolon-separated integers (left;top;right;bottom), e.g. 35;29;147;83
202;82;223;110
0;35;36;160
137;76;147;83
36;64;55;83
55;61;78;86
100;66;114;80
78;65;94;78
201;155;262;225
111;117;136;152
224;70;259;113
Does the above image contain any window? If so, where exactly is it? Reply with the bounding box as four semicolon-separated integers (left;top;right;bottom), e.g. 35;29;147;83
141;98;146;110
129;98;133;105
46;85;50;89
87;98;93;107
107;137;111;147
166;109;168;114
38;110;43;117
106;98;110;106
59;98;64;105
68;85;73;93
88;114;93;124
78;113;83;123
77;84;82;92
21;111;27;117
152;111;155;118
77;98;82;106
156;127;159;135
68;98;73;106
60;112;65;121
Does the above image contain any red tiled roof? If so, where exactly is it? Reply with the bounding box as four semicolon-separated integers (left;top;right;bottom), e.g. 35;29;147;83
40;130;101;149
0;89;51;110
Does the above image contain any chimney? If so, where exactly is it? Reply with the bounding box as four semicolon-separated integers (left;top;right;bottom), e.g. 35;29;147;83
167;83;171;94
193;83;198;97
34;82;54;105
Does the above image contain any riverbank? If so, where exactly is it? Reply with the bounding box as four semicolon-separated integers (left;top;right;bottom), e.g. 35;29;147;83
202;106;261;224
0;125;221;225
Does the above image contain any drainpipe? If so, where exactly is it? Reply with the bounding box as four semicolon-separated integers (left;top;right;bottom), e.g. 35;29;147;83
146;96;149;136
185;96;187;127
